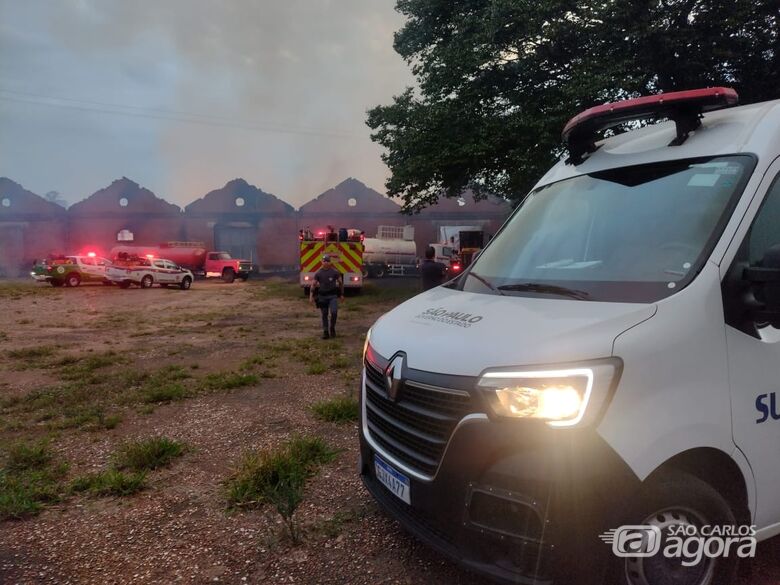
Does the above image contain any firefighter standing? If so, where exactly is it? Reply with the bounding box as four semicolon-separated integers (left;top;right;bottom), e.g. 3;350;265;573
310;254;344;339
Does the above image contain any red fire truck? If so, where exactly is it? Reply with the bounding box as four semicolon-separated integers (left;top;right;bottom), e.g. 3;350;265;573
299;227;364;294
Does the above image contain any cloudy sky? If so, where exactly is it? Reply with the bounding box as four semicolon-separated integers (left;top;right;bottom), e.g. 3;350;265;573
0;0;413;207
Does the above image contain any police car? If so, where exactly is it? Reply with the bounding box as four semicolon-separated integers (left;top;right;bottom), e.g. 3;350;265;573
359;88;780;584
106;257;193;290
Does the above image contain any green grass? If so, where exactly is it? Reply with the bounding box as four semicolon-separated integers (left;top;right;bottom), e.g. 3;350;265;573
131;366;192;403
198;372;258;392
113;437;187;472
224;435;336;542
306;362;327;375
5;440;52;472
225;435;335;510
7;346;58;361
70;470;146;497
0;441;67;520
310;396;359;423
137;381;189;404
59;352;126;382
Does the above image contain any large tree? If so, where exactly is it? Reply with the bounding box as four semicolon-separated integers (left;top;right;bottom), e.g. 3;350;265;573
367;0;780;210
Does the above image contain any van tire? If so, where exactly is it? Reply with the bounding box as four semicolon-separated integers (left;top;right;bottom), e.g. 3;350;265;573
140;275;153;289
180;276;192;290
607;470;739;585
66;273;81;288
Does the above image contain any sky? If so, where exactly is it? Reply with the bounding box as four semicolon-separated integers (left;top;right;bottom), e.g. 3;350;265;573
0;0;413;208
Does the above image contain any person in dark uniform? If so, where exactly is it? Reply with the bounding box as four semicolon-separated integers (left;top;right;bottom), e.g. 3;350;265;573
310;254;344;339
420;246;448;291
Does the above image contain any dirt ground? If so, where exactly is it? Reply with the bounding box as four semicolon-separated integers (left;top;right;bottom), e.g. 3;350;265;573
0;278;778;585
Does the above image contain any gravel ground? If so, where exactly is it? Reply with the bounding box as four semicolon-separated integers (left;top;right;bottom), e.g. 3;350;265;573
0;278;778;584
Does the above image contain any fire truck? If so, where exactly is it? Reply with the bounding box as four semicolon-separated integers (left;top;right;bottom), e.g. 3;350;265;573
299;226;364;294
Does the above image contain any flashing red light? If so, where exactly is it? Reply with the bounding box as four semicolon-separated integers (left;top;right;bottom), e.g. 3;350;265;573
87;252;96;258
452;263;462;271
146;254;154;259
562;87;739;164
350;276;360;281
304;275;311;281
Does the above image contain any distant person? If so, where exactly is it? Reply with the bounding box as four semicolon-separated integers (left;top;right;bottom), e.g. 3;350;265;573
310;254;344;339
420;246;447;291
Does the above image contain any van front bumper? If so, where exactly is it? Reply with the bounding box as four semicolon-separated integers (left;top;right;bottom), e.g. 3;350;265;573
358;356;640;585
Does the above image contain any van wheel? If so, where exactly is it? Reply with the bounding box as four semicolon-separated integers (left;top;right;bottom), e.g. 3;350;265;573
140;275;153;289
66;273;81;288
608;471;739;585
180;276;192;290
222;268;235;283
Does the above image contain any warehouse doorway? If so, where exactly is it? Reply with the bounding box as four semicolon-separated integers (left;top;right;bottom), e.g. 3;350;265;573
214;223;257;264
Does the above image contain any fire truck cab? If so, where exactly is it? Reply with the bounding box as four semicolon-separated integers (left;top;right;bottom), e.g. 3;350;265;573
300;226;364;294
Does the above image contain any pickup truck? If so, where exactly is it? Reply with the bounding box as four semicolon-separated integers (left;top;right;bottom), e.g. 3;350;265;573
110;243;252;283
106;257;193;290
31;255;112;287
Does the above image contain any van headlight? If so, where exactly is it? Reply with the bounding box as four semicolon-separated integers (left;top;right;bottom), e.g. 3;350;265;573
477;359;622;427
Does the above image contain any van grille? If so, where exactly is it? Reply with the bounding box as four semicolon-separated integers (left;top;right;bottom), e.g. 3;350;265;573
363;359;473;477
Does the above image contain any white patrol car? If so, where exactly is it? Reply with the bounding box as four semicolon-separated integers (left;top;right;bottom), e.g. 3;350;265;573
107;258;193;290
359;88;780;585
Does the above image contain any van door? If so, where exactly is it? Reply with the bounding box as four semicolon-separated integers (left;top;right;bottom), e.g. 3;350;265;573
724;164;780;529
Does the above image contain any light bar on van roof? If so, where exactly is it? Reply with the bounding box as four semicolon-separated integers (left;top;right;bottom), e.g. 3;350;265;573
562;87;739;165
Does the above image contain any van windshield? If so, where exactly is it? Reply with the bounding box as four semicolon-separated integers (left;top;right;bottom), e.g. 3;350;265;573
461;155;754;303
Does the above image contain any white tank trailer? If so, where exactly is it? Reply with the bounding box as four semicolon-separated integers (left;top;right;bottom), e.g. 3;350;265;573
363;225;418;277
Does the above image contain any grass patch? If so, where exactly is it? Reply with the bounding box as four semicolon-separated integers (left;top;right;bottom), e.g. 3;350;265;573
59;351;125;382
70;470;146;497
113;437;187;472
306;362;326;375
137;381;189;404
310;396;359;423
225;435;336;542
7;346;57;361
0;441;67;520
198;372;258;392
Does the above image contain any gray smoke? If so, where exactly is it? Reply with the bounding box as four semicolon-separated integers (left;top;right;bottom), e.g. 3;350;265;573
0;0;412;206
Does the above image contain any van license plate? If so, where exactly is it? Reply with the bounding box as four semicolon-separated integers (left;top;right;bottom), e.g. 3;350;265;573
375;456;410;504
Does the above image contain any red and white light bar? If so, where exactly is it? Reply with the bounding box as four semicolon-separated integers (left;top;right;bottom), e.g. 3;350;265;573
562;87;739;164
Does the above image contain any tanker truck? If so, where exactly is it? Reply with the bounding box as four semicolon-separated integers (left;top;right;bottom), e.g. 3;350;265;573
109;242;252;283
362;225;418;278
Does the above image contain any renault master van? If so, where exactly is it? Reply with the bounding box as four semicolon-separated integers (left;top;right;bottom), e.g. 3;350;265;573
359;88;780;585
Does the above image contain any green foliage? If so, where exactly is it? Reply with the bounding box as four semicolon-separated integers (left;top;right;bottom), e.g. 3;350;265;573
70;470;146;497
7;346;57;361
225;435;336;542
112;437;187;472
310;396;359;423
198;372;258;392
368;0;780;208
0;441;67;520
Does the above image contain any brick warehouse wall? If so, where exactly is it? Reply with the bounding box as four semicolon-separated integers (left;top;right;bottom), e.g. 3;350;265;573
0;177;511;274
0;178;67;277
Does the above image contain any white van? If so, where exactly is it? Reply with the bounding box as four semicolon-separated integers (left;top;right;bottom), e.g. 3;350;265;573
359;88;780;585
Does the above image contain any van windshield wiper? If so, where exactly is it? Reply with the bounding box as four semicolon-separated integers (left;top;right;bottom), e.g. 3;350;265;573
466;272;505;295
496;282;590;300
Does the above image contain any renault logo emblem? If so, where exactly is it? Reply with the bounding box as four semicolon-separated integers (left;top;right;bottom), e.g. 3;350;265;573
385;354;405;401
